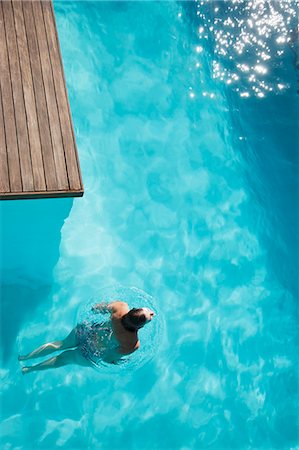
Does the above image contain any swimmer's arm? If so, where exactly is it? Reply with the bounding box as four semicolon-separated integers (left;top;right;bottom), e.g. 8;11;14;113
91;302;111;314
92;301;128;314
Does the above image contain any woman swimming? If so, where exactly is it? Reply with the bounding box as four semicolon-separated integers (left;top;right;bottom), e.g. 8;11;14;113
18;301;155;374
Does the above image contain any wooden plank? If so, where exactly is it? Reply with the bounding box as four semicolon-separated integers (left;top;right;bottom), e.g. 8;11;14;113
0;0;84;200
20;0;55;191
32;0;69;191
12;1;46;191
43;1;82;190
0;2;22;192
0;85;10;193
3;1;34;192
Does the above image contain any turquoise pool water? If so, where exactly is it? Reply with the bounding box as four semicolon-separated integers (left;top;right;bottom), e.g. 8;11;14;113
1;1;298;448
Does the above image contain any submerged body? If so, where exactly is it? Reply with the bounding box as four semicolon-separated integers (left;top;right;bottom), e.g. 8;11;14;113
75;321;119;364
76;301;146;364
18;301;154;373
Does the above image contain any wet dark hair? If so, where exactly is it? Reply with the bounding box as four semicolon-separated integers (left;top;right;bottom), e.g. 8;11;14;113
121;308;146;332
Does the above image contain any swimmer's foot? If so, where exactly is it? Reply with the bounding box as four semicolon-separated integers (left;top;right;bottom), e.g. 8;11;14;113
22;366;31;375
18;355;27;361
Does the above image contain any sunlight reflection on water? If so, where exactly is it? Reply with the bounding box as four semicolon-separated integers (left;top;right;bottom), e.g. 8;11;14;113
189;0;298;97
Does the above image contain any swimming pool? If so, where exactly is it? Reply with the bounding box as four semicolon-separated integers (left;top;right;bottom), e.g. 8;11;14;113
1;1;298;448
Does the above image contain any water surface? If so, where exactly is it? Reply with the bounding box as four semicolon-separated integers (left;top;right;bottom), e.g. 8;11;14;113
0;1;298;448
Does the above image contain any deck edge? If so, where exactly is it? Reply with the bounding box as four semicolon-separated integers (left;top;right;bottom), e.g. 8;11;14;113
0;189;84;200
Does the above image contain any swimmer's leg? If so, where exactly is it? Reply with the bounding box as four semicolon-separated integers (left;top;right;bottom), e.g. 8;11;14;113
18;328;79;361
22;348;91;374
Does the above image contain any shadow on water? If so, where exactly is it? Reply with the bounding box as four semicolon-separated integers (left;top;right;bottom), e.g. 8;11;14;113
0;198;73;364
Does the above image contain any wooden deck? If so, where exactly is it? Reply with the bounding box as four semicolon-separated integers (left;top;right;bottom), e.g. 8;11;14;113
0;0;83;200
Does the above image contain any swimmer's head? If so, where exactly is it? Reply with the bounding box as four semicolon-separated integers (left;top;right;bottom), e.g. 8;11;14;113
122;307;155;332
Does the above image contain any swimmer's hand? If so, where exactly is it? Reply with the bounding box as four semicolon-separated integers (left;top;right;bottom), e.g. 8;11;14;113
91;303;111;314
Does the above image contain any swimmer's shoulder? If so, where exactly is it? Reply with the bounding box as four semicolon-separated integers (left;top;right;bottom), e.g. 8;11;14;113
109;301;129;317
119;340;140;355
